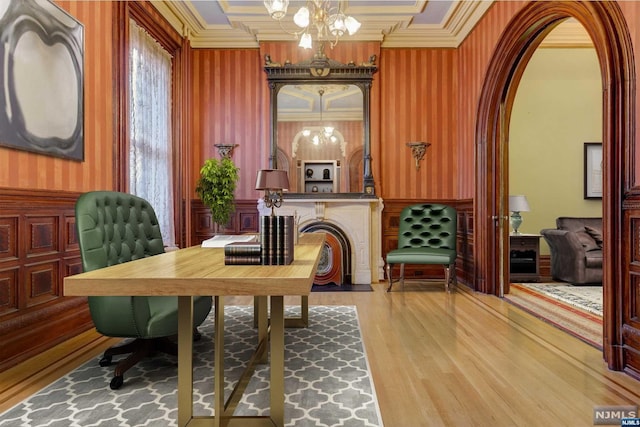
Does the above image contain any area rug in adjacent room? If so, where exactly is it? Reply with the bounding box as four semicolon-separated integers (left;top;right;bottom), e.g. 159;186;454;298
0;306;383;427
505;283;603;349
311;283;373;292
513;282;603;316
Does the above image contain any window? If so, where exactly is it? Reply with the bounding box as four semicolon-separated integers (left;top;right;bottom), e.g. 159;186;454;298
128;19;175;247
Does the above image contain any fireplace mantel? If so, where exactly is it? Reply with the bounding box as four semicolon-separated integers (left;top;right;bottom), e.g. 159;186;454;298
257;197;385;284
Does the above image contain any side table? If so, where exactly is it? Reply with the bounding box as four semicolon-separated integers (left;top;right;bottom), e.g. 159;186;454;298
509;233;540;282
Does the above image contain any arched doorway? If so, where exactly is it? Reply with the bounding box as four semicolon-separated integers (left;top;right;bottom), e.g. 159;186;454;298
475;1;634;370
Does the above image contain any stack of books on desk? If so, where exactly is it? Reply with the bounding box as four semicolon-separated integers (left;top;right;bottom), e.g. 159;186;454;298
224;241;262;265
260;215;295;265
219;216;295;265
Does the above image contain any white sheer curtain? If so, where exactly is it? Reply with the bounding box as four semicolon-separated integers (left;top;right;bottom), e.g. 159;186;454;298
128;19;175;247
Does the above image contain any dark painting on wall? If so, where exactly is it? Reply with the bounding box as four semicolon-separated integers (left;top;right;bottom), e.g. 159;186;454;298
0;0;84;161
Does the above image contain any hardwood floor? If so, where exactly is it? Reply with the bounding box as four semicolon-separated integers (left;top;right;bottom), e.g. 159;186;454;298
2;281;639;426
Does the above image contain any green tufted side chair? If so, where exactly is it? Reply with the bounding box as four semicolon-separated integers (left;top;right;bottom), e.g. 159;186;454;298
386;203;458;292
75;191;213;390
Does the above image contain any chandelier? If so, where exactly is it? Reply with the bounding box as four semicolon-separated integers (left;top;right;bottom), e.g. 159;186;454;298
302;89;337;145
263;0;361;49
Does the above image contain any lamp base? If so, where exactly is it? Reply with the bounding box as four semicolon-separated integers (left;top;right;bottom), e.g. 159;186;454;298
510;211;523;235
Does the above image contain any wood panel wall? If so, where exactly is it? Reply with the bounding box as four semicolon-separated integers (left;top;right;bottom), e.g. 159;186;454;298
0;189;89;370
191;199;259;244
0;1;116;371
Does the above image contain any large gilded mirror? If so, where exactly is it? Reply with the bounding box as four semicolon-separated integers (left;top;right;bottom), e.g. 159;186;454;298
264;53;377;197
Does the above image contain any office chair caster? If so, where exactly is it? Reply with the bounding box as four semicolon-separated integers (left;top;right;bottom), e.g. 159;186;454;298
99;355;112;367
110;375;124;390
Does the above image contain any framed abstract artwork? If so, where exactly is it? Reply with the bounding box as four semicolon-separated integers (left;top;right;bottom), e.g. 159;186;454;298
0;0;84;160
584;142;603;199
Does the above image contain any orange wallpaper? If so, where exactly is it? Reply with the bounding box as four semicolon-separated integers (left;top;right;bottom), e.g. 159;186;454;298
378;48;458;199
0;1;114;192
456;1;529;198
6;1;640;205
189;48;267;200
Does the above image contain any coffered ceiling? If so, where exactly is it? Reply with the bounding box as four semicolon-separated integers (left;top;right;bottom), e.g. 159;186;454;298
152;0;495;48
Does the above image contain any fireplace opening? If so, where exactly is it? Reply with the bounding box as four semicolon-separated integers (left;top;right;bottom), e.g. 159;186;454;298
301;222;352;286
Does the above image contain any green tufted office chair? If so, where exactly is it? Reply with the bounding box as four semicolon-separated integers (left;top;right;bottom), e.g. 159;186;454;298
386;203;458;292
75;191;213;390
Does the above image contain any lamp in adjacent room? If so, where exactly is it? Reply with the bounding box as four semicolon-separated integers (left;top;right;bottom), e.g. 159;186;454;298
256;169;290;216
509;195;530;235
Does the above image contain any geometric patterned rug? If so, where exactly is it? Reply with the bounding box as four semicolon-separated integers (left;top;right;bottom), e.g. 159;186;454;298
0;305;383;427
505;283;603;349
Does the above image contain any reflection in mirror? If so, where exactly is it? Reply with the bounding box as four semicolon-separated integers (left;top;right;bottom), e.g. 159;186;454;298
264;52;377;196
277;84;363;193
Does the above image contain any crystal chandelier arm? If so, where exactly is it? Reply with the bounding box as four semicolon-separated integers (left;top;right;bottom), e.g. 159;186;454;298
264;0;360;50
294;7;310;28
276;15;305;36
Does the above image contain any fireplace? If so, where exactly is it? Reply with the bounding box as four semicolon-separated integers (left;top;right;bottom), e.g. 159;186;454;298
258;197;384;284
300;221;351;285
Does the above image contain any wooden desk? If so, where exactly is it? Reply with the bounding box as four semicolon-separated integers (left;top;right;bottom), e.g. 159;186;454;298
64;233;325;427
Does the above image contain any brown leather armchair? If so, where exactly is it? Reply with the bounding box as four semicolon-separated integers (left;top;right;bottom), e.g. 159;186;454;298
540;217;603;285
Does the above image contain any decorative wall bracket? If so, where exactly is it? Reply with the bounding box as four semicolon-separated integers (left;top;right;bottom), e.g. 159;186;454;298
406;142;431;171
214;143;238;159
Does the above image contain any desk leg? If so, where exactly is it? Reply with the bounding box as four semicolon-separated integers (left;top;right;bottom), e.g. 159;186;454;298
255;296;268;364
270;295;285;427
255;295;309;329
177;296;194;427
301;295;308;326
213;296;224;427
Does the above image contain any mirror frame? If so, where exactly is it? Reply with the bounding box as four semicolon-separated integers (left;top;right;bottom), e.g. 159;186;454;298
264;52;378;197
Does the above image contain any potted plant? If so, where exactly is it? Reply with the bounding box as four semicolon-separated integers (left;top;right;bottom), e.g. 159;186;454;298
195;157;240;228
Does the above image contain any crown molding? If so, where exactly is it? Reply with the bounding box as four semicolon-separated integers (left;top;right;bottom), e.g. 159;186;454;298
381;1;494;48
151;1;592;50
152;0;493;49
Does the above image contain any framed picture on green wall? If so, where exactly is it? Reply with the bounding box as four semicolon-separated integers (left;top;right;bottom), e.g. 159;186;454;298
584;142;602;199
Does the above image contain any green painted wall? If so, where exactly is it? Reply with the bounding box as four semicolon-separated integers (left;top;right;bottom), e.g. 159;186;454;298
510;47;602;255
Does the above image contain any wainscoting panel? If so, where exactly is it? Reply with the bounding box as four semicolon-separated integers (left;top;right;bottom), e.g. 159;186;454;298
622;207;640;378
191;199;259;244
0;189;91;371
0;268;18;315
